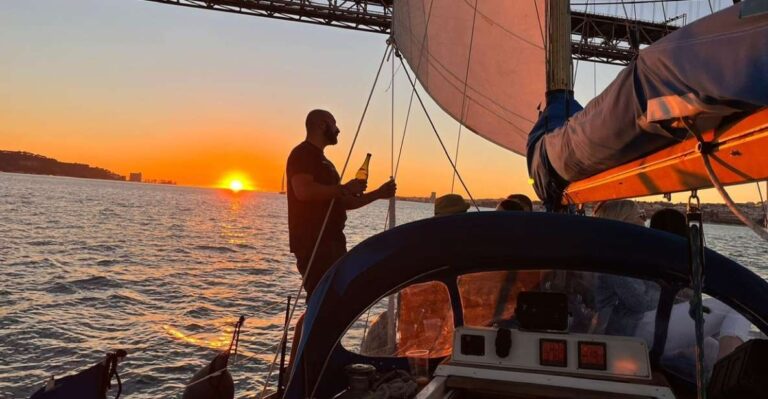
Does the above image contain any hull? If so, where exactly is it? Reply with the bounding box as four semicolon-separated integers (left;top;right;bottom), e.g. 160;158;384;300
563;109;768;204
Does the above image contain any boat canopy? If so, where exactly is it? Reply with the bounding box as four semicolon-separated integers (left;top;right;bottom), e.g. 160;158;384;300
285;212;768;398
529;4;768;207
392;0;546;155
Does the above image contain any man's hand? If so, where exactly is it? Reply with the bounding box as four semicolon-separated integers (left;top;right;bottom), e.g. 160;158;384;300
375;179;397;199
342;179;367;196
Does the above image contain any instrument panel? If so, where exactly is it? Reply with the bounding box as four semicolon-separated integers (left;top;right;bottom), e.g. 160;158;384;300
452;326;652;380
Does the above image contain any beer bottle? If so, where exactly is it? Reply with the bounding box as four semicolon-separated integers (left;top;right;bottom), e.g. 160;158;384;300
355;153;371;182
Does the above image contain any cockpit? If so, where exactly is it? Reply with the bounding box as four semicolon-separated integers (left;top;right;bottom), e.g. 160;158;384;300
284;212;768;399
343;270;757;398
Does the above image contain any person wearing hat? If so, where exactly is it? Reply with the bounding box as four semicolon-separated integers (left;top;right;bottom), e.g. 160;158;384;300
496;199;525;211
434;193;470;216
503;194;533;212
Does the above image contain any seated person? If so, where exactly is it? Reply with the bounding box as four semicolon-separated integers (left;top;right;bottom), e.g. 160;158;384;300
506;194;533;212
594;201;751;366
434;194;469;216
638;208;750;362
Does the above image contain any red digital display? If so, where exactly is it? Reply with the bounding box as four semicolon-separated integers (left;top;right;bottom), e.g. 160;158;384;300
539;339;567;367
578;341;607;370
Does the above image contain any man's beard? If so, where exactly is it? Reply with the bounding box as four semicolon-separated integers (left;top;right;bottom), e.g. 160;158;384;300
324;126;339;145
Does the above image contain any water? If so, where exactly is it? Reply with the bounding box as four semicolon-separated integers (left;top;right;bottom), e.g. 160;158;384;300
1;173;766;398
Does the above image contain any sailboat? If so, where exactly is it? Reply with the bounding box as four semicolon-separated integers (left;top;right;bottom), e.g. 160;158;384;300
280;1;768;399
280;173;286;195
24;1;768;398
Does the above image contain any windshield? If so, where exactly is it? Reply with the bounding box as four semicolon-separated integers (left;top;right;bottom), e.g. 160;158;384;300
342;269;758;383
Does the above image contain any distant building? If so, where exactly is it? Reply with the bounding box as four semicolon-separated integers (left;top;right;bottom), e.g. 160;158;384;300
129;172;142;182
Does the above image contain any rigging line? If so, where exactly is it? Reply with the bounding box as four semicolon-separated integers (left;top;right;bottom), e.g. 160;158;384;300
392;46;395;178
756;181;767;224
394;79;417;180
534;0;547;54
416;48;537;125
572;0;592;84
594;61;597;97
451;0;479;194
262;43;392;399
681;120;768;242
458;0;543;50
382;0;437;230
398;55;481;212
572;0;688;4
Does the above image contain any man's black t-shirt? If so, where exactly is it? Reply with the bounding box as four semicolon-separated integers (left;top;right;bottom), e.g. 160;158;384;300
286;141;347;257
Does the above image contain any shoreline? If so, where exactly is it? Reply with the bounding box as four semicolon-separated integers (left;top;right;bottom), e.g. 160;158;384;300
396;196;767;227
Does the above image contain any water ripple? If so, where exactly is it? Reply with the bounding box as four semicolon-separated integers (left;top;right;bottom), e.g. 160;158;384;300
0;173;765;398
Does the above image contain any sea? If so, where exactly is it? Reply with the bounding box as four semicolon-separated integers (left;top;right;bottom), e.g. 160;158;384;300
1;172;767;398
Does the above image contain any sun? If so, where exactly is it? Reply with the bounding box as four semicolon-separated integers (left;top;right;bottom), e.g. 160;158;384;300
218;172;255;193
229;180;244;193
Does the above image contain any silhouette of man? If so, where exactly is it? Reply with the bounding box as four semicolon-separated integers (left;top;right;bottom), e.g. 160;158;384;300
287;109;396;296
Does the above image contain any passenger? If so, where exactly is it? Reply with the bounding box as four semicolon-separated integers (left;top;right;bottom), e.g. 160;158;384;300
496;199;525;211
592;200;660;336
637;207;751;361
595;202;751;363
506;194;533;212
434;194;469;216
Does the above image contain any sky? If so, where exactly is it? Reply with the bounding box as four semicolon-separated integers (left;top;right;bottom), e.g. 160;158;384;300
1;0;764;203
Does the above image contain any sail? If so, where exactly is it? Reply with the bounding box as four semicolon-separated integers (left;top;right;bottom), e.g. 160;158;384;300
392;0;547;155
529;3;768;207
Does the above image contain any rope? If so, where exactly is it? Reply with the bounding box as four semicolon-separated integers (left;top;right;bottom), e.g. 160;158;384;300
269;43;392;399
183;368;227;389
451;0;479;194
389;46;395;178
686;193;707;399
757;181;767;227
681;119;768;242
397;54;481;212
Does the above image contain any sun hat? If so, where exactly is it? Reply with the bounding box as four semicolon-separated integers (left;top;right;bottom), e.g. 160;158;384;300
434;194;470;216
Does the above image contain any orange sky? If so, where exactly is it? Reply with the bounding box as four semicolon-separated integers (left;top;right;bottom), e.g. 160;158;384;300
1;1;765;203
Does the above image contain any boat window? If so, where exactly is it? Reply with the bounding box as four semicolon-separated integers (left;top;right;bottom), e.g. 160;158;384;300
658;289;760;383
341;280;454;358
457;270;660;337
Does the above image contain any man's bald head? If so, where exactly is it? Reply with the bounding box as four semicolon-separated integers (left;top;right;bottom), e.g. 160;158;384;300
305;109;334;132
305;109;339;146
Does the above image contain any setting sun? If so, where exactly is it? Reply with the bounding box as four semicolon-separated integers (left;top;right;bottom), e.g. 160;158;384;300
218;171;256;193
229;180;244;192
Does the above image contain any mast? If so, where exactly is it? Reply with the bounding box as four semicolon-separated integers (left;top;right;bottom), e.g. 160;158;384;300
546;0;571;287
547;0;573;92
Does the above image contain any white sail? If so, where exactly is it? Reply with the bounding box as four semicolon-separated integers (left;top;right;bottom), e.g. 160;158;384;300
393;0;547;155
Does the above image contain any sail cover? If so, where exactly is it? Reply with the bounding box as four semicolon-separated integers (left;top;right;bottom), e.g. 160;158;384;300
529;3;768;207
392;0;546;155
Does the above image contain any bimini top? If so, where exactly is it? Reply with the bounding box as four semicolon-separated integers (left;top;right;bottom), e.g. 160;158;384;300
285;212;768;398
529;3;768;206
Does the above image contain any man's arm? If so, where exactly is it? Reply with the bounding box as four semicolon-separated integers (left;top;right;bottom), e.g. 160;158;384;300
340;191;382;210
341;179;397;210
292;174;366;201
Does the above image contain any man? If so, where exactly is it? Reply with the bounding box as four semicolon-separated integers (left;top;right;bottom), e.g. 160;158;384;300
287;109;396;296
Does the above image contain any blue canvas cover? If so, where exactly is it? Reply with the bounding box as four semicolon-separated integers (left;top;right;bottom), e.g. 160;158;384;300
528;3;768;208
